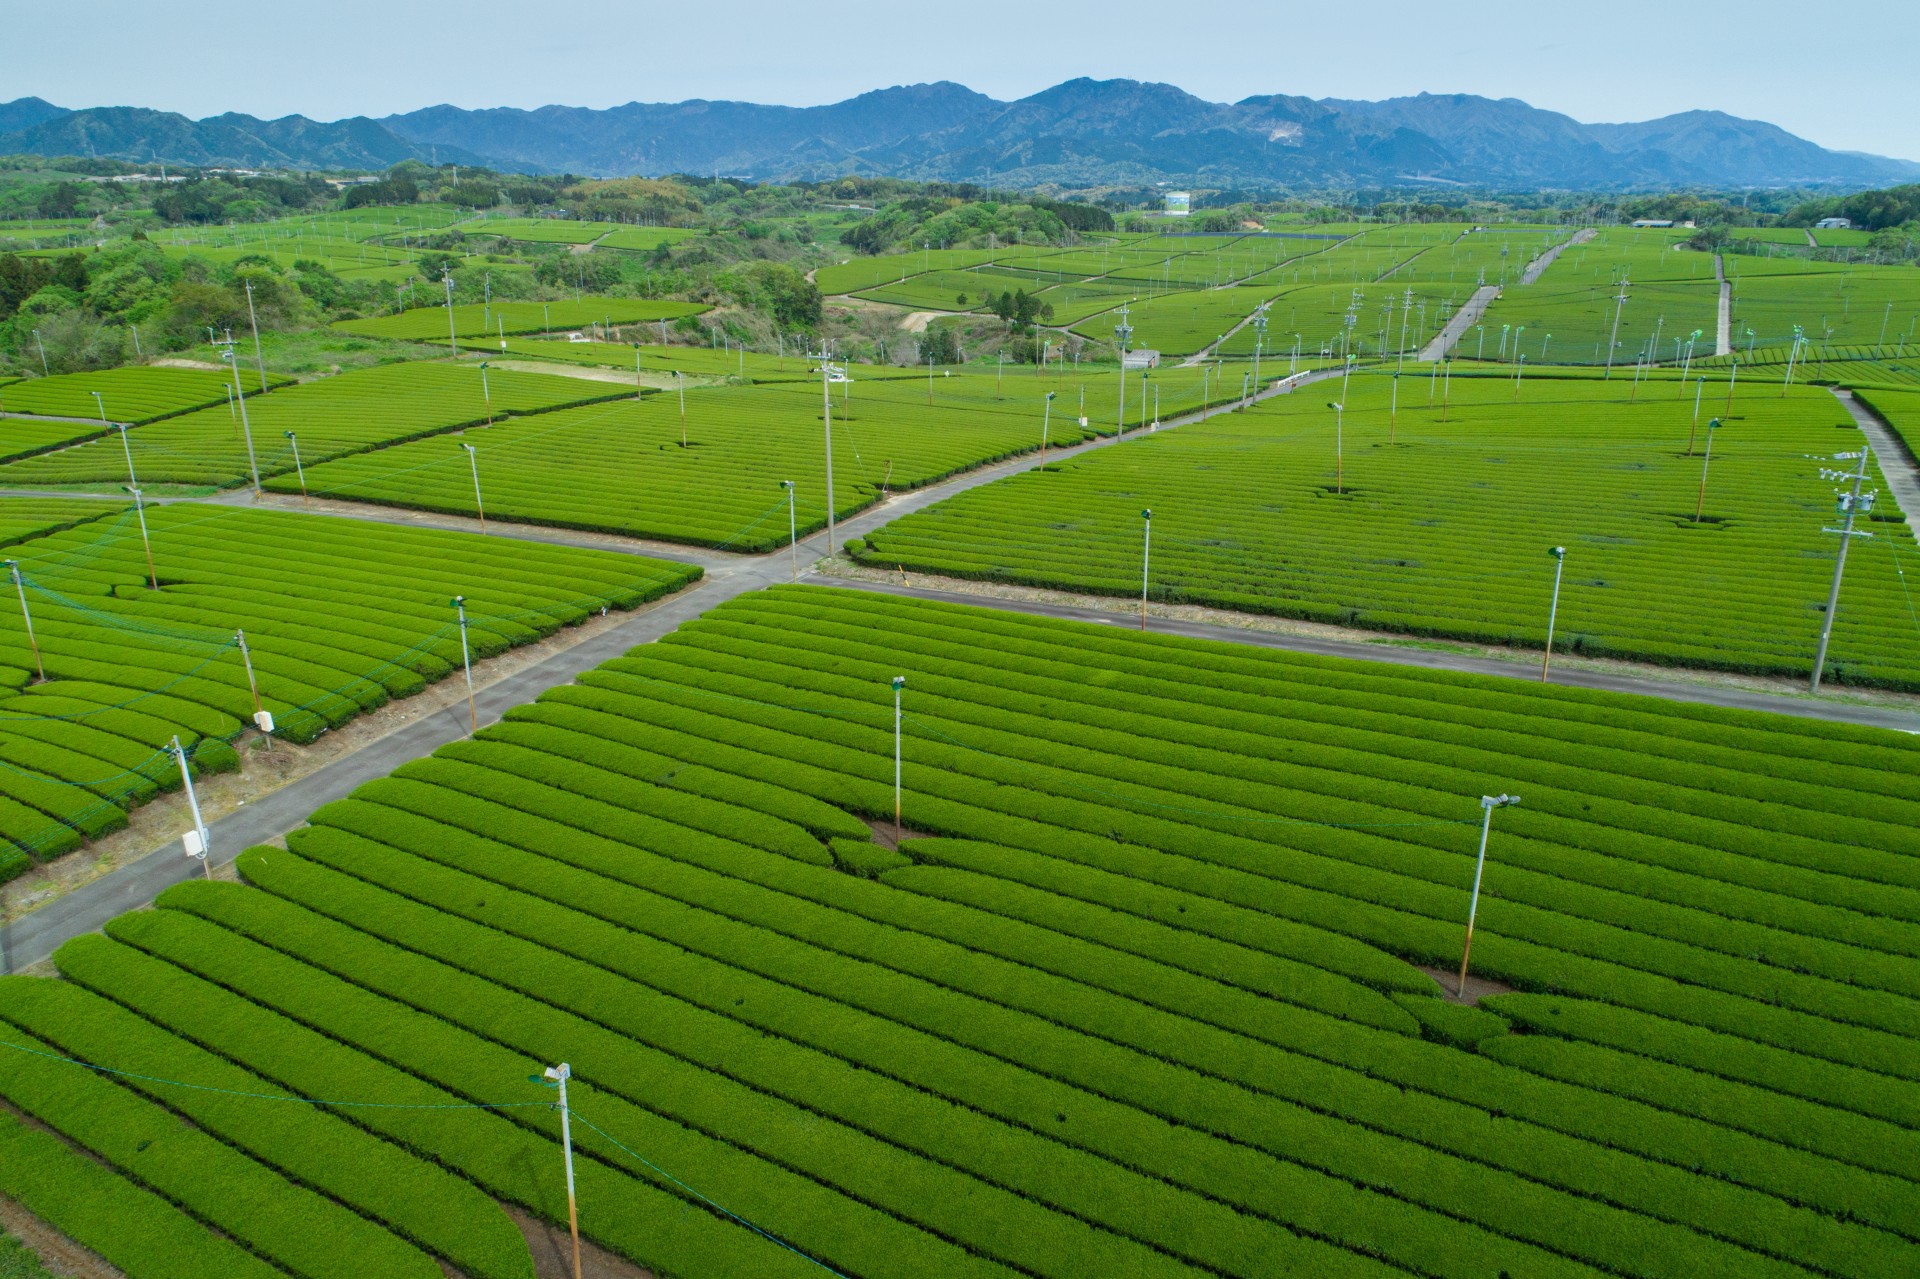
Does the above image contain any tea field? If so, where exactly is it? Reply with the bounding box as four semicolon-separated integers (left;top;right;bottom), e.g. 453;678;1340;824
5;584;1915;1278
0;366;292;425
334;299;708;342
0;501;695;875
264;365;1245;548
0;360;627;490
855;367;1920;689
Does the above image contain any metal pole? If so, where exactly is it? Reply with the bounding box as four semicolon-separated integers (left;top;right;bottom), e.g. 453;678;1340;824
1604;281;1628;379
1114;306;1132;440
171;735;212;881
125;486;157;588
215;332;264;496
1694;418;1721;522
479;362;492;427
543;1063;582;1279
452;596;476;734
1811;445;1872;693
244;281;268;393
459;443;486;533
1139;509;1152;630
1328;402;1344;494
236;628;272;751
820;355;837;552
5;561;42;682
443;266;459;357
1457;794;1518;995
1541;547;1566;682
1041;392;1053;466
285;432;308;504
781;481;798;580
891;675;905;841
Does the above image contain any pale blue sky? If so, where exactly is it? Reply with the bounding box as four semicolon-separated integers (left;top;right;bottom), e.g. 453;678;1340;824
13;0;1918;160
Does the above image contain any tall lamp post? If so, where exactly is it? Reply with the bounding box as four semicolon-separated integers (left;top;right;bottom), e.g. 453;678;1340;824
1327;401;1345;494
1457;794;1520;996
1540;546;1567;683
1693;418;1722;522
1811;446;1875;693
1138;509;1152;630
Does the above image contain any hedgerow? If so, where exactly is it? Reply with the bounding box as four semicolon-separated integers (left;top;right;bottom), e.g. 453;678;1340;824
0;1105;282;1279
853;372;1920;688
0;503;695;876
0;975;534;1279
65;919;821;1279
0;1018;443;1278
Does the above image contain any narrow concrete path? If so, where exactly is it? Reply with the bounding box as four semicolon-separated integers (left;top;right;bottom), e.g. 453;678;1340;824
1418;286;1499;362
1805;229;1819;249
0;412;120;428
1518;227;1596;287
1832;388;1920;518
832;577;1920;735
1715;255;1733;356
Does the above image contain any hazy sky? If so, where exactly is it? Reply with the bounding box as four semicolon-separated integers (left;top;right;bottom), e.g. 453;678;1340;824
14;0;1919;159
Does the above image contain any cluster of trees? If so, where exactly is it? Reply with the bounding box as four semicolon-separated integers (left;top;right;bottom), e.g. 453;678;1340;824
154;173;336;224
980;288;1052;330
839;194;1089;254
0;241;327;373
1784;184;1920;232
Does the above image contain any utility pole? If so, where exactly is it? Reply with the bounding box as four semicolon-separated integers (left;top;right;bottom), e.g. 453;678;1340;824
244;280;268;393
451;596;476;734
814;349;842;552
211;330;263;496
1811;445;1875;693
443;265;459;357
170;736;212;880
1541;546;1566;682
1041;391;1054;467
1251;302;1269;391
1457;794;1520;996
1113;305;1133;440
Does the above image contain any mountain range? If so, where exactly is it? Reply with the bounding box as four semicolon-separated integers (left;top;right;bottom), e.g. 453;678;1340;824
3;80;1914;192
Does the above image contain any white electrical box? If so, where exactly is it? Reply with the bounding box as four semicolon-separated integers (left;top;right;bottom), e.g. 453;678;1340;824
254;710;275;734
183;829;205;858
1079;416;1088;427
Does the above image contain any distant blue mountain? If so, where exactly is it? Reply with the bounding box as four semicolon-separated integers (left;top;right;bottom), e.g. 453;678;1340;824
3;81;1913;191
